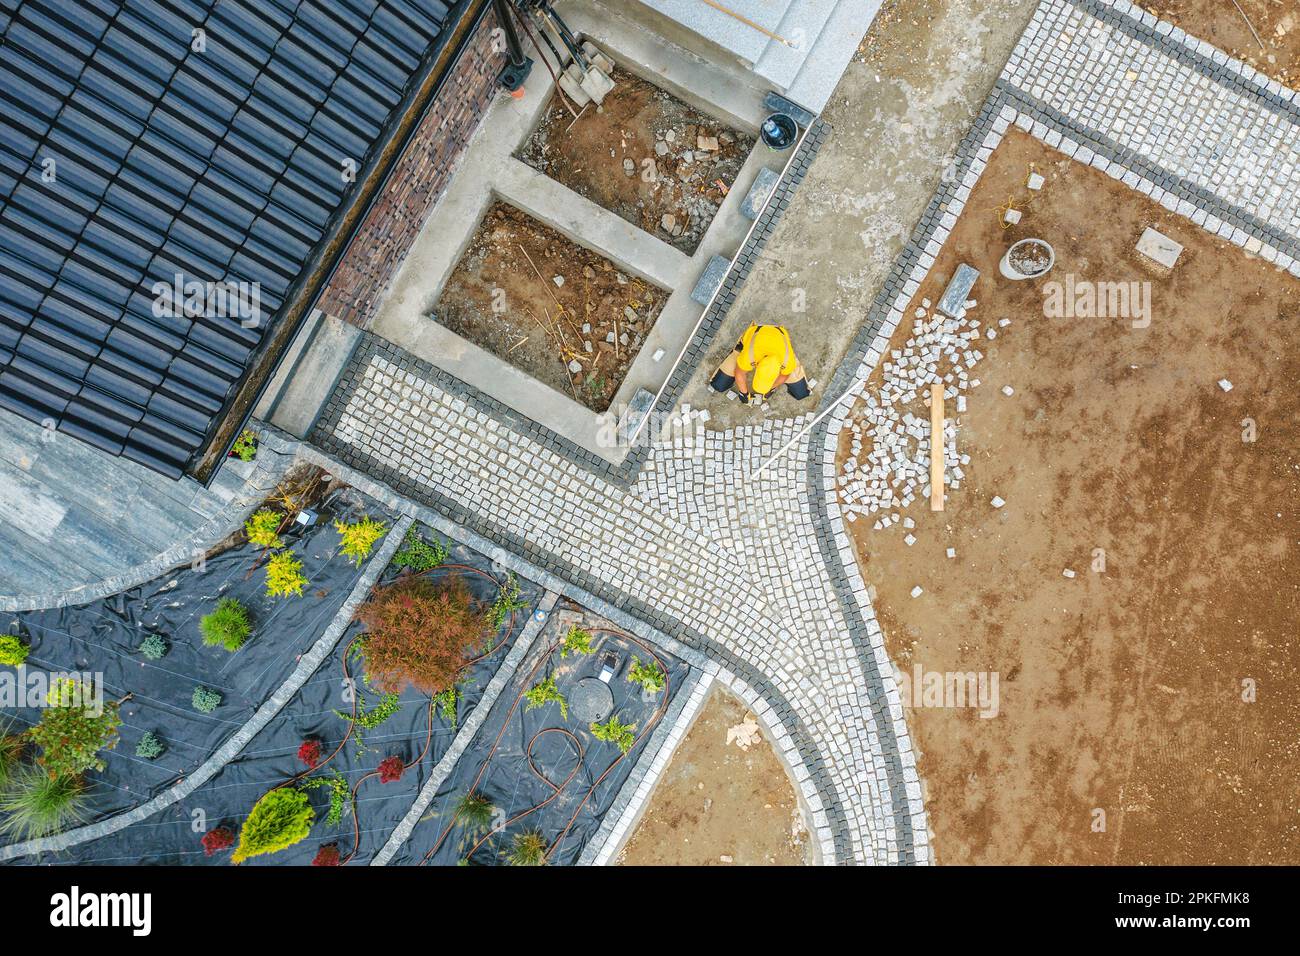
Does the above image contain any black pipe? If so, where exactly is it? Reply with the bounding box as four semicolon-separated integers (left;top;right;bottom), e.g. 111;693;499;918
492;0;533;90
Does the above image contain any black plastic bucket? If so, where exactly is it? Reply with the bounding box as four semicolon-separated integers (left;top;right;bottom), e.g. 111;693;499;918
760;112;798;151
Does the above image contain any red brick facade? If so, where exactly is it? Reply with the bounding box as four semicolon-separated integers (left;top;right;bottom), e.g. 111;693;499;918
319;8;507;328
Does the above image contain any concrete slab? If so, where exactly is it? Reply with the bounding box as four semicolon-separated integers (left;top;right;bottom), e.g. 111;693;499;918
260;311;364;439
1136;226;1184;268
692;254;731;304
741;166;781;219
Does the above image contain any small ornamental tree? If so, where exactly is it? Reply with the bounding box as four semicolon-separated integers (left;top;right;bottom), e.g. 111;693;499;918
232;788;315;864
590;715;637;754
559;627;593;658
265;550;308;598
192;686;222;713
298;739;323;769
334;516;388;567
524;676;568;718
627;657;666;694
28;680;125;780
392;526;447;571
356;574;484;695
201;826;235;857
244;509;284;550
509;831;548;866
377;756;404;784
200;597;251;651
312;843;341;866
0;634;29;667
139;633;168;660
135;732;164;760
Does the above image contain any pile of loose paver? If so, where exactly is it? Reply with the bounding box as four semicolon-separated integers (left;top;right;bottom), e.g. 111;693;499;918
838;298;1011;529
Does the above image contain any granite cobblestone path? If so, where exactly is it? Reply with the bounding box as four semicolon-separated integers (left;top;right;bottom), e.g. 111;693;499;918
312;0;1300;865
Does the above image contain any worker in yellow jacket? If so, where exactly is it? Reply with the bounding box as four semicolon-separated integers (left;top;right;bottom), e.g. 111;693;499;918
709;323;810;403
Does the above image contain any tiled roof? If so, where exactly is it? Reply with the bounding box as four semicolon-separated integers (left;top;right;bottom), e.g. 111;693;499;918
0;0;462;478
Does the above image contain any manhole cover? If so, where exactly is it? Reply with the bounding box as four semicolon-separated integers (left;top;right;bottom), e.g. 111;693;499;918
571;678;614;723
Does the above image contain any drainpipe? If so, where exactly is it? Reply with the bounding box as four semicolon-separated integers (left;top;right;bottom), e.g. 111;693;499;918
493;0;533;91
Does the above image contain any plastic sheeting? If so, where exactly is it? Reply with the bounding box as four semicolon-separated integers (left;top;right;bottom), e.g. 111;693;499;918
0;486;391;841
389;610;690;867
6;533;543;866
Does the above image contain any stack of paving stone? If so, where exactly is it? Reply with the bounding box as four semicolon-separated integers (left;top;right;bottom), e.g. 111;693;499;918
838;298;1000;528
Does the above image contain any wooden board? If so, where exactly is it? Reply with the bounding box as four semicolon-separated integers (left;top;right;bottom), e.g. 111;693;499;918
930;383;945;512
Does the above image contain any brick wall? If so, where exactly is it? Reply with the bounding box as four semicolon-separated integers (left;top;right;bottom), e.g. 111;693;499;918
318;7;507;328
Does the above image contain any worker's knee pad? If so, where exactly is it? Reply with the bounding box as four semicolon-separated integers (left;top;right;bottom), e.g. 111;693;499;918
709;369;736;393
786;378;811;400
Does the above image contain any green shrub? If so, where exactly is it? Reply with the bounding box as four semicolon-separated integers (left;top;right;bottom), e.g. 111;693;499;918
200;597;251;651
232;428;258;462
524;676;567;718
265;550;308;598
509;830;548;866
487;574;527;632
301;769;351;826
0;729;23;791
192;686;222;714
590;715;637;754
28;679;123;780
0;634;29;667
0;764;90;840
232;787;315;864
244;509;284;550
139;633;169;660
392;526;447;572
334;515;388;567
455;792;496;834
136;731;164;760
627;657;666;694
560;626;593;658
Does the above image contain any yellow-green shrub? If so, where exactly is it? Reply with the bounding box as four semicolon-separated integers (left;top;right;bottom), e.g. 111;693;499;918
231;787;315;864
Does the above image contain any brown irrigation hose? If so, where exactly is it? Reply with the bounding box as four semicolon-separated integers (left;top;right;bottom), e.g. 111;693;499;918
419;627;672;865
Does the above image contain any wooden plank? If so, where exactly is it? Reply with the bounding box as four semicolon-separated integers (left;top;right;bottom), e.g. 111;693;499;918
930;383;945;512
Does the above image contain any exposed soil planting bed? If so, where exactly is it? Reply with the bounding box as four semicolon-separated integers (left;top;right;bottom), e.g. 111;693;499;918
1143;0;1300;90
838;128;1300;864
618;687;811;865
518;66;755;255
433;202;667;412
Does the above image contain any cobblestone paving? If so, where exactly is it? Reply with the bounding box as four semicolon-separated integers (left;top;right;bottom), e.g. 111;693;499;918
307;0;1300;865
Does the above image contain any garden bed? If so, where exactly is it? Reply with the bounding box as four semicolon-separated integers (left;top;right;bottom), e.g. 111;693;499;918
432;201;668;412
1143;1;1299;91
0;474;396;848
9;530;543;865
517;66;755;255
387;604;690;866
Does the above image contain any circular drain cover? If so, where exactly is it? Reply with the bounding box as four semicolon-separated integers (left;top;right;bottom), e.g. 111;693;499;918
571;678;614;723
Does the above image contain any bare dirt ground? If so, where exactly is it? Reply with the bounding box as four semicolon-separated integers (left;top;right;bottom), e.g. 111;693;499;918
1143;1;1300;90
617;688;811;866
518;66;754;255
433;202;667;411
840;129;1300;864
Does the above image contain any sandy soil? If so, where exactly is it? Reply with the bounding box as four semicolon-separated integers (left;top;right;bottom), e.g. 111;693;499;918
518;66;754;255
840;129;1300;864
1143;1;1300;90
433;202;666;412
617;688;811;866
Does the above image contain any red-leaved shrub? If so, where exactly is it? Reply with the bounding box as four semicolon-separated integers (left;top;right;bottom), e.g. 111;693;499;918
202;826;235;856
356;574;484;695
298;739;322;768
378;756;404;783
312;844;341;866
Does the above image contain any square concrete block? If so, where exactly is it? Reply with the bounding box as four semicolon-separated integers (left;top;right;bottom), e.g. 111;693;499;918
691;254;730;306
1136;227;1183;268
740;167;780;220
